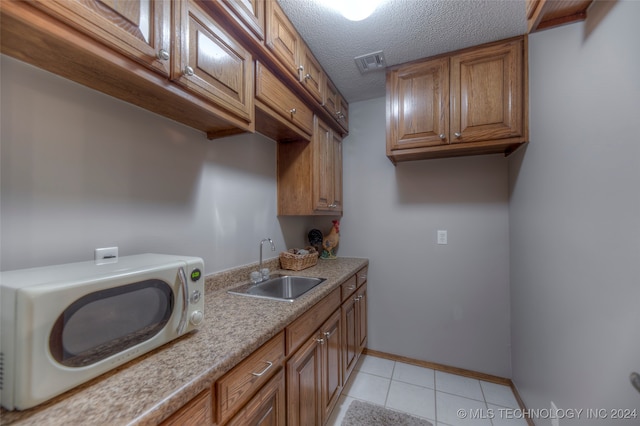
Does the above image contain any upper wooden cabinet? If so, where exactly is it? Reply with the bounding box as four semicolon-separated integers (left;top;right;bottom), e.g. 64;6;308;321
265;0;348;135
2;0;254;138
450;38;524;144
255;61;314;140
527;0;592;33
386;56;450;150
172;0;254;124
29;0;171;76
277;116;343;216
265;0;301;79
221;0;266;41
323;78;349;133
299;43;325;104
387;36;527;163
313;118;343;213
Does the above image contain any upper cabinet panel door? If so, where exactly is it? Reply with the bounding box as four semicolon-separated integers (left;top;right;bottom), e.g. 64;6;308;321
172;0;253;123
299;44;324;103
30;0;171;76
387;57;449;151
221;0;265;41
265;0;301;79
450;38;524;144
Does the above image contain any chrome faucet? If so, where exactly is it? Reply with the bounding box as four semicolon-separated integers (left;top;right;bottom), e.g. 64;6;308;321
258;238;276;282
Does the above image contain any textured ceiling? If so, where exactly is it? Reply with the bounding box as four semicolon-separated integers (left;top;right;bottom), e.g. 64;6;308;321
278;0;528;102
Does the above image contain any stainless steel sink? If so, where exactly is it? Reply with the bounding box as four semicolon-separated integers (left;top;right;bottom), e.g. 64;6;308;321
228;275;327;302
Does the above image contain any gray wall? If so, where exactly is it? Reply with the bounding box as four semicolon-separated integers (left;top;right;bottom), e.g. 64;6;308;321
1;55;312;273
509;1;640;422
337;97;512;377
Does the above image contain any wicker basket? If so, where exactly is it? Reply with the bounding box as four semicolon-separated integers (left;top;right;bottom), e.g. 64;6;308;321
279;247;319;271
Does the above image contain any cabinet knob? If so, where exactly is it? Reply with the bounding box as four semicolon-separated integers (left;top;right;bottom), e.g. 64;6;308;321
316;337;325;345
290;108;297;115
329;203;337;208
439;134;446;140
184;66;194;76
454;132;462;138
157;49;169;61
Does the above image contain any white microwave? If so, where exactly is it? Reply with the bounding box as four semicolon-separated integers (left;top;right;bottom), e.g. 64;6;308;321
0;254;205;411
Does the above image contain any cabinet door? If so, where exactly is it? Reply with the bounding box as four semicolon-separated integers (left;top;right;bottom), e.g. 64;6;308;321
256;62;313;136
265;0;301;79
450;38;523;143
341;295;358;384
161;389;212;426
313;117;342;214
387;57;449;150
222;0;265;41
299;44;324;103
356;284;368;353
323;78;339;119
331;131;343;213
31;0;171;76
172;0;253;122
336;93;349;132
287;335;322;426
320;310;342;424
227;369;286;426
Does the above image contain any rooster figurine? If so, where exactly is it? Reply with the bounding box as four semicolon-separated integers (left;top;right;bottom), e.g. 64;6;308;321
321;220;340;259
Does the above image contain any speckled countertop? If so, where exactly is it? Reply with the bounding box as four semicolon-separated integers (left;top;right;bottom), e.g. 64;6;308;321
1;257;368;425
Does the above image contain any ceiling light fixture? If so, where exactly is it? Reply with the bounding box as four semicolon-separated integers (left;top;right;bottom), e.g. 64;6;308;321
318;0;384;21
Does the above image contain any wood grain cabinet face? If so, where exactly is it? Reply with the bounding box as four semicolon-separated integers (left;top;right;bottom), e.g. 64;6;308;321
172;0;253;123
160;389;212;426
265;0;301;79
30;0;171;76
221;0;265;41
256;62;314;137
386;36;527;162
450;39;523;144
387;57;449;150
323;79;349;133
313;117;343;213
287;309;342;426
341;281;367;385
299;44;325;104
227;369;286;426
277;116;342;216
215;332;286;424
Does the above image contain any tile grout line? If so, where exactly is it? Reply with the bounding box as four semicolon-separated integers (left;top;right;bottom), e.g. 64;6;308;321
383;360;396;407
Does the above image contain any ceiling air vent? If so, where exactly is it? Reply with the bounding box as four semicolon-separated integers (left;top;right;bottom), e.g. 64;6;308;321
354;50;386;74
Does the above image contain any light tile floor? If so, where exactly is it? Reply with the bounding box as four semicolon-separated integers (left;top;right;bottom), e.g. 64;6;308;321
327;354;528;426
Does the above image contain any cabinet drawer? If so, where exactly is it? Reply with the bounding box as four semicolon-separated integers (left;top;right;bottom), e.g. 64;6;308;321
161;389;212;426
215;331;285;424
341;276;357;303
286;287;340;355
256;61;313;135
356;266;368;287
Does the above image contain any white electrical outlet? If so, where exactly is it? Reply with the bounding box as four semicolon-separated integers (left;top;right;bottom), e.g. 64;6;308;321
95;247;118;264
437;230;448;245
550;401;560;426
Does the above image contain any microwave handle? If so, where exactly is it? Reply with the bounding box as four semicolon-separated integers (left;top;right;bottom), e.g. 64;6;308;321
177;267;189;334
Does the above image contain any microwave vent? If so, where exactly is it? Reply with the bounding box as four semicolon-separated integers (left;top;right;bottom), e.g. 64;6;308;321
355;50;386;74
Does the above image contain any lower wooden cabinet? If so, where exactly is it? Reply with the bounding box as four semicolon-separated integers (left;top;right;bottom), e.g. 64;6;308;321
342;275;368;384
161;389;212;426
286;309;342;426
162;268;368;426
227;369;286;426
215;332;285;424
